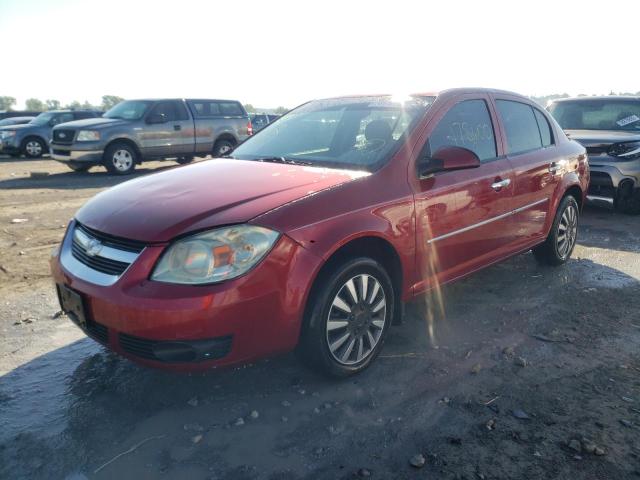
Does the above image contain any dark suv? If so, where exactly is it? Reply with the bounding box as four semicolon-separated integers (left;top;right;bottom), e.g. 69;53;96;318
0;110;102;158
548;96;640;213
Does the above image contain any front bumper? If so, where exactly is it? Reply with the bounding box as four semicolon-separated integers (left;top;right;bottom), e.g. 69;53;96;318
587;156;639;198
0;138;20;154
50;221;321;372
50;145;104;163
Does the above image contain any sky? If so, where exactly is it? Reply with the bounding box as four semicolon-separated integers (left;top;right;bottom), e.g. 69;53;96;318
1;0;638;109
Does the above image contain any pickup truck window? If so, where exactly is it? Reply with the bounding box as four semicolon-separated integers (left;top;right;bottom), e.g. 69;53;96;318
190;101;221;117
217;102;244;117
148;101;189;122
104;100;152;120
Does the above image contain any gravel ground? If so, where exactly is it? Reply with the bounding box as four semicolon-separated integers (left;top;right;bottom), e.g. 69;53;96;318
1;155;639;480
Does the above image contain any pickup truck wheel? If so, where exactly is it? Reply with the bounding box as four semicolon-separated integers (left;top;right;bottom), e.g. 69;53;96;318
22;137;46;158
212;139;234;157
176;156;194;165
297;257;394;377
533;195;579;266
104;143;137;175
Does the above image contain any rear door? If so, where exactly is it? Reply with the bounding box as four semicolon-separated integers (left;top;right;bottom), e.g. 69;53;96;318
412;94;516;292
492;96;560;248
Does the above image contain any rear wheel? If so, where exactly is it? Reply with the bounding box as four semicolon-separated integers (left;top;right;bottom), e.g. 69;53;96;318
104;142;137;175
212;139;234;157
533;195;579;266
298;257;394;377
22;137;46;158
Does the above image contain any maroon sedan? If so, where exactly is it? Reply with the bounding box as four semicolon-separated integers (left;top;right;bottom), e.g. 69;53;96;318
51;88;589;376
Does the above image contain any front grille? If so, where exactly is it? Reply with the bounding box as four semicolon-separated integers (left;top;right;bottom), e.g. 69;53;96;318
86;320;109;344
76;222;146;253
52;129;75;145
71;240;129;275
119;333;233;363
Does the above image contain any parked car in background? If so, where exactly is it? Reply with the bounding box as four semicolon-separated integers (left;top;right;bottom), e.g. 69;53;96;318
0;116;35;127
250;113;280;132
50;98;252;174
548;96;640;213
51;88;588;376
0;110;102;158
0;110;41;120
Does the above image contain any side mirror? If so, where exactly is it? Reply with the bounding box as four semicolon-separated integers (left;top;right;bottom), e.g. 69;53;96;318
146;113;167;124
417;146;481;178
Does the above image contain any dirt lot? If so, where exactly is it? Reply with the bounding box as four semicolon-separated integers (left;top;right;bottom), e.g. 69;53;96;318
1;155;639;480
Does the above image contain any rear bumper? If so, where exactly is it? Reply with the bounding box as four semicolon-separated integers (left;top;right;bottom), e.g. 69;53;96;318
51;145;103;163
49;223;322;372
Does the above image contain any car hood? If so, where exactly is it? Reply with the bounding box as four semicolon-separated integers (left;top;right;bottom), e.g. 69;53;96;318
565;129;640;146
55;117;128;129
75;159;369;242
0;123;37;132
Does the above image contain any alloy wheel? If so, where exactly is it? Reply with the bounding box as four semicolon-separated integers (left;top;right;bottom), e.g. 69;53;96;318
112;149;133;172
25;140;42;156
557;203;578;259
326;274;387;365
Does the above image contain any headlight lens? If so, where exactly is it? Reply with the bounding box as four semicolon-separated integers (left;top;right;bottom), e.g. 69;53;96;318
609;141;640;159
151;225;280;284
0;130;16;139
76;130;100;141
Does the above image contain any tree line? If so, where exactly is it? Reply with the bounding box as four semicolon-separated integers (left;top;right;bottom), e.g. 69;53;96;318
0;95;124;112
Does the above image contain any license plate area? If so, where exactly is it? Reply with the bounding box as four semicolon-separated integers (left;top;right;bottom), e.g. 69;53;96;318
57;284;86;329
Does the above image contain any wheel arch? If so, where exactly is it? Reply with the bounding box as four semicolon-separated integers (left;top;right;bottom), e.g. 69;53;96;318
214;132;238;146
301;234;404;332
104;138;142;163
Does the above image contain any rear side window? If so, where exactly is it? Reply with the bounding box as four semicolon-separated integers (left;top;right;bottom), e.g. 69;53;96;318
496;100;543;154
534;108;553;147
427;99;497;162
190;101;221;117
217;102;244;116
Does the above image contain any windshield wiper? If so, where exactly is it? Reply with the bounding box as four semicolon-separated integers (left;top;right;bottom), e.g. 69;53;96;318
253;156;313;166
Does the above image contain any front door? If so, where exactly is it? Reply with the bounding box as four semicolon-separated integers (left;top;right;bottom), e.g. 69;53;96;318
412;95;515;293
140;101;193;157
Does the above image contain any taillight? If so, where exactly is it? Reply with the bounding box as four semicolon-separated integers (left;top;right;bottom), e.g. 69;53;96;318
247;120;253;136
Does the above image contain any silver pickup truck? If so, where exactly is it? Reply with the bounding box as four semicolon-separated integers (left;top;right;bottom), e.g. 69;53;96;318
50;99;252;174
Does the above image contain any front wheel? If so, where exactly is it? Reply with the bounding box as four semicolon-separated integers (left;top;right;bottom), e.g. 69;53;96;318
533;195;579;266
104;143;137;175
22;137;46;158
298;258;394;377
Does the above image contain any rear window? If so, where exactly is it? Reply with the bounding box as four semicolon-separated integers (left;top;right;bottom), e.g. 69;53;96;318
496;100;543;155
548;99;640;131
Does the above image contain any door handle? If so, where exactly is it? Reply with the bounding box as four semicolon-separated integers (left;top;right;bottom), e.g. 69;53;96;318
173;125;181;131
491;178;511;191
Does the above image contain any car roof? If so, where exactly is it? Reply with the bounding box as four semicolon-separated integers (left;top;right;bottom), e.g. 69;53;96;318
131;98;242;103
552;96;640;103
320;88;531;102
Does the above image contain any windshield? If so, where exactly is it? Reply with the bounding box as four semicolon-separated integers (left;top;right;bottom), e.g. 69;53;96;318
104;100;151;120
30;112;56;126
549;99;640;131
231;96;435;171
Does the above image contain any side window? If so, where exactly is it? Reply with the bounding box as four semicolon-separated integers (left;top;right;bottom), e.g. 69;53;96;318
428;99;496;162
149;102;177;122
190;101;221;117
533;108;553;147
51;113;74;125
174;101;190;121
496;100;543;154
218;102;244;116
74;112;93;120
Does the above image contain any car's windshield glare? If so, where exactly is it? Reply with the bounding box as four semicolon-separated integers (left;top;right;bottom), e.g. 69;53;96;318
104;100;152;120
231;96;434;171
549;100;640;131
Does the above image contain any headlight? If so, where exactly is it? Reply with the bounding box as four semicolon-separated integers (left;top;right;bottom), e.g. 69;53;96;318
76;130;100;141
609;141;640;160
151;225;280;284
0;130;16;139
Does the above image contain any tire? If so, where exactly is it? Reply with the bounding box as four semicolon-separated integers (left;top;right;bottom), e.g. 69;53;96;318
67;163;91;172
298;257;395;377
176;156;194;165
22;137;46;158
212;139;235;157
533;195;579;266
614;185;640;215
104;142;137;175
